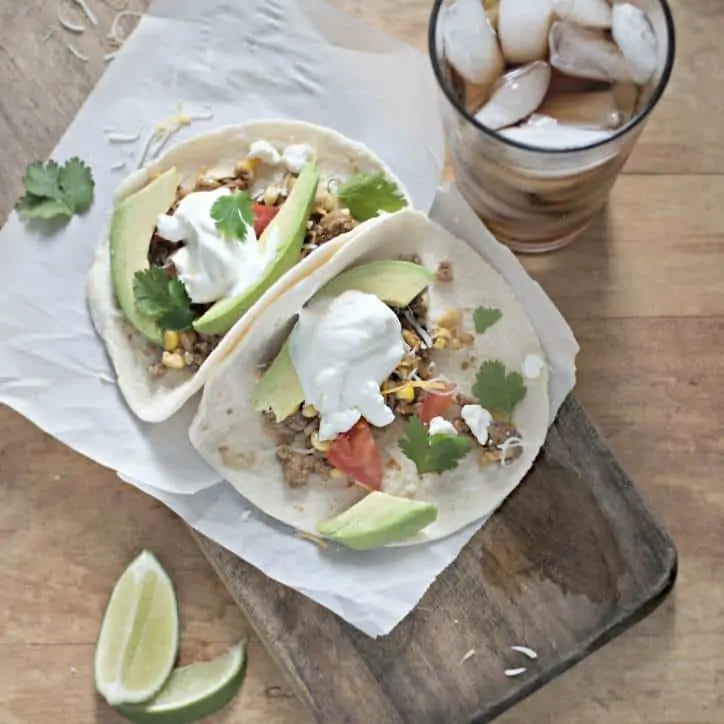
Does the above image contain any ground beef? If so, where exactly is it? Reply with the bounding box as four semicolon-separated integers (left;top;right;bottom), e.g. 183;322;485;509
488;420;520;447
276;446;331;487
436;260;453;282
302;210;359;256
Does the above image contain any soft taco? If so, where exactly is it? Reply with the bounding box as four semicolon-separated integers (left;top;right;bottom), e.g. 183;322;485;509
189;209;550;550
86;120;410;422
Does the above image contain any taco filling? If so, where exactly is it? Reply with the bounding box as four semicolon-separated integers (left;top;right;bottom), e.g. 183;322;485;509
115;141;407;381
254;258;527;494
188;208;550;550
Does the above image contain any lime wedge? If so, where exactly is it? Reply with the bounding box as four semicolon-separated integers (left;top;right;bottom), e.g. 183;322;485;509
95;551;179;706
117;642;247;723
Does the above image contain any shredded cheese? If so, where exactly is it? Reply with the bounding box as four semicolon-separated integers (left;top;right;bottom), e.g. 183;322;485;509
42;27;57;42
500;436;525;466
460;649;476;664
381;378;456;397
111;161;127;171
57;1;86;33
66;42;89;61
108;10;142;45
295;531;329;548
504;667;527;677
404;309;433;349
106;131;141;143
511;645;538;660
104;51;117;62
73;0;98;26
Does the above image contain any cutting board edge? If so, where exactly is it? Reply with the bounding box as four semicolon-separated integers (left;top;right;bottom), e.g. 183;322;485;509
471;536;678;723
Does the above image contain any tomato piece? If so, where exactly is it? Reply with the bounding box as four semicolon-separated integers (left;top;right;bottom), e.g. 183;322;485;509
252;203;280;236
418;381;458;424
326;419;383;491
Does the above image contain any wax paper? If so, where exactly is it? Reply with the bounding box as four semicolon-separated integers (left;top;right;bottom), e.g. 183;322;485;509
0;0;578;637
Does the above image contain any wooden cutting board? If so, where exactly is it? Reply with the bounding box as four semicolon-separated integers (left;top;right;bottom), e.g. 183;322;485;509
192;395;677;723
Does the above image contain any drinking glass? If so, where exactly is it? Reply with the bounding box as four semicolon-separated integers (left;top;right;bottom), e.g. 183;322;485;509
428;0;676;253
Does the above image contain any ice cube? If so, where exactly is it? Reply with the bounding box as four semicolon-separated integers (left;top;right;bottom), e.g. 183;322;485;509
549;21;634;83
475;61;552;130
553;0;612;29
498;0;554;64
483;0;500;30
538;89;622;128
500;122;613;149
611;3;658;85
443;0;505;86
612;81;641;123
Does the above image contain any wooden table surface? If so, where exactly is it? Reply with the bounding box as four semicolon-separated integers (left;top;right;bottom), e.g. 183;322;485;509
2;1;722;722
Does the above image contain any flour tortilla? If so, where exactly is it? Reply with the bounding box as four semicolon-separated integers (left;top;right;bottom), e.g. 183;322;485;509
86;120;411;423
189;209;550;546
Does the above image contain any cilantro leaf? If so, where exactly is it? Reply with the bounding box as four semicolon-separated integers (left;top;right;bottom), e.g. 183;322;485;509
473;306;502;334
15;157;95;222
211;191;254;241
133;268;196;331
472;360;526;421
58;157;95;213
24;161;63;200
399;416;472;476
15;195;74;221
336;172;407;221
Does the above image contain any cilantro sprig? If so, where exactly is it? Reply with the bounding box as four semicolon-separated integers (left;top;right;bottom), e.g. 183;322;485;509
133;268;196;331
473;306;502;334
399;416;472;476
15;158;94;221
211;190;254;241
472;360;526;422
336;172;407;221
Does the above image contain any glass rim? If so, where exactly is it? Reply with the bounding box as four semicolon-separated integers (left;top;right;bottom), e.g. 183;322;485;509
427;0;677;156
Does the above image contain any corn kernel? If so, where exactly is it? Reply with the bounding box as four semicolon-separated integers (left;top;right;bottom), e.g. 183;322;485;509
402;329;420;348
286;174;297;192
310;431;331;453
433;336;449;351
263;186;280;206
436;308;462;330
161;351;185;370
451;337;463;350
162;330;180;352
183;351;195;366
395;384;416;402
301;403;318;418
330;468;345;479
237;158;259;175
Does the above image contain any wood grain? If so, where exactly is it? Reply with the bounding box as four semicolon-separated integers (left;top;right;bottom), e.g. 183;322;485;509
1;0;722;722
194;394;677;723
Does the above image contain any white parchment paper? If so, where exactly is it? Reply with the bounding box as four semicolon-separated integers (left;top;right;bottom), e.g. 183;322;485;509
0;0;579;637
0;0;444;494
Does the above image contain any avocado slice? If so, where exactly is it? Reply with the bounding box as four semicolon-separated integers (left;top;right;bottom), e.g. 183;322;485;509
252;340;304;422
192;164;321;337
314;260;434;307
109;167;182;345
316;491;438;550
252;259;434;420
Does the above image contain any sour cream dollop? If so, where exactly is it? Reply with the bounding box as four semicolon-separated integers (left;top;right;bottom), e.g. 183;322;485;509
461;404;492;445
156;188;275;305
289;289;405;441
248;140;281;165
282;143;316;174
429;416;458;437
